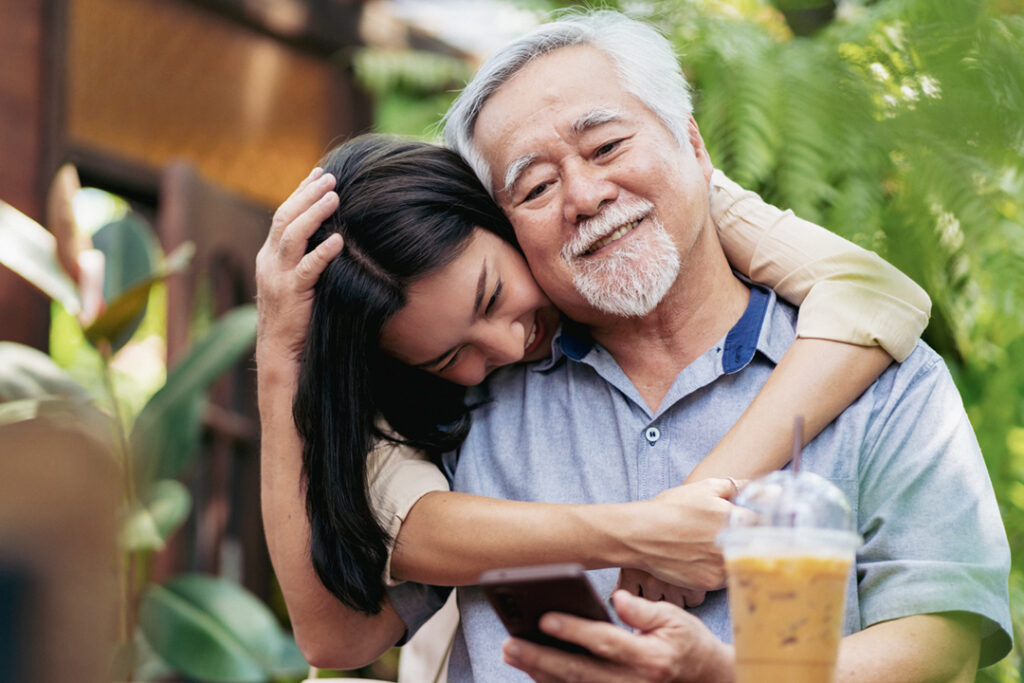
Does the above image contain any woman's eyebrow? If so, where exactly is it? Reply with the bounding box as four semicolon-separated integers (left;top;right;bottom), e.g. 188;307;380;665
473;259;489;316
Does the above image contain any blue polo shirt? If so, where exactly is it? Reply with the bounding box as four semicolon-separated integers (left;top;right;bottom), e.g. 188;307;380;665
389;286;1011;681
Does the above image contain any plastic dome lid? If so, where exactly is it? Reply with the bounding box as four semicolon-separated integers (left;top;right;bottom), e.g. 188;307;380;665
728;470;855;531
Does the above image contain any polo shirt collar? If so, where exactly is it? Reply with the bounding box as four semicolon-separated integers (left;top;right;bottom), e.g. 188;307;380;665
542;284;781;375
530;316;589;372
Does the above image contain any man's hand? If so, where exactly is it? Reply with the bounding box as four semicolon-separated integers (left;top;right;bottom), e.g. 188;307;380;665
255;167;341;363
502;589;734;683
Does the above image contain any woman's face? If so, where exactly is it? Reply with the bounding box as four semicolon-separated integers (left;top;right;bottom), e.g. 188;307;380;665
380;229;560;386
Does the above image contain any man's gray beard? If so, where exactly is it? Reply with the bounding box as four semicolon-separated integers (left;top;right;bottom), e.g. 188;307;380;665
570;217;681;318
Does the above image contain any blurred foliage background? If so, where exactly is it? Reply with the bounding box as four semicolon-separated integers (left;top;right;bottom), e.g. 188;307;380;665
353;0;1024;679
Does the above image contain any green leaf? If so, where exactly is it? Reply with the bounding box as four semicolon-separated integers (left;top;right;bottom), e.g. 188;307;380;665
119;504;165;552
84;276;157;350
92;215;159;302
131;306;256;483
132;627;175;681
82;229;194;352
0;201;82;314
138;574;306;682
120;479;192;552
0;342;91;401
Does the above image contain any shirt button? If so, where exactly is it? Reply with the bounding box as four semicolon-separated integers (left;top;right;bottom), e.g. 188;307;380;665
645;427;661;444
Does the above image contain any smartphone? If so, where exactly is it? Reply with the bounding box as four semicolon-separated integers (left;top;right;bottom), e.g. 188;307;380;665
479;563;613;654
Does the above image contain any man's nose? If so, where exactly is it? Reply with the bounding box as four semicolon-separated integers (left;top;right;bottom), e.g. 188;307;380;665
562;161;617;225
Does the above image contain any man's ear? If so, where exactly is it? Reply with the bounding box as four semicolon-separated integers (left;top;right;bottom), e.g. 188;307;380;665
687;116;714;183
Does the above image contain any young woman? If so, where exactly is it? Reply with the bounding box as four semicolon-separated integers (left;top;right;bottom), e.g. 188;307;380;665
257;135;930;668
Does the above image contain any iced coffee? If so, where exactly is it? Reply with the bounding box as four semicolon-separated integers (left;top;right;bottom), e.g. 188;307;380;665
718;471;860;683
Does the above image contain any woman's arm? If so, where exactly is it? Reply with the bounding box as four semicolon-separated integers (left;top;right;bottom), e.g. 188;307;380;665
685;171;931;482
257;170;405;669
711;171;930;363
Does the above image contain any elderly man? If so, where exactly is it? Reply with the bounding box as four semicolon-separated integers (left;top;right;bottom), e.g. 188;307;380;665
381;10;1010;682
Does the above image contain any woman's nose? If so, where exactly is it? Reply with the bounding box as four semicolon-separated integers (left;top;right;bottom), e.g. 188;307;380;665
479;319;525;367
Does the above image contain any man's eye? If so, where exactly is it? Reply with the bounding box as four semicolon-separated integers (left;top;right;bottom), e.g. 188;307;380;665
595;140;621;157
523;182;549;202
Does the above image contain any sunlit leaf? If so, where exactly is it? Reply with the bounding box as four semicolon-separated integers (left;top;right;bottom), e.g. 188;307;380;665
83;242;195;352
0;397;116;465
139;574;306;682
0;342;91;401
131;306;256;483
119;507;165;553
0;201;82;314
84;277;157;350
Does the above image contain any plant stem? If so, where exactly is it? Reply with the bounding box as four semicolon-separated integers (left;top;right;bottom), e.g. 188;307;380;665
99;340;137;680
99;341;135;503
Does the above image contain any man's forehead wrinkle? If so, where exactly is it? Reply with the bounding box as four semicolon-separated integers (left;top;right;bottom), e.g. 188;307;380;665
570;107;624;136
502;153;537;197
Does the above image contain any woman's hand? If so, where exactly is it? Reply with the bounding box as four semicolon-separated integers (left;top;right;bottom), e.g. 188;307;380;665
255;168;342;363
616;478;741;594
615;568;708;609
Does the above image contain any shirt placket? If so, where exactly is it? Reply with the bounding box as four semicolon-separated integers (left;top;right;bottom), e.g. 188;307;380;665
637;419;671;500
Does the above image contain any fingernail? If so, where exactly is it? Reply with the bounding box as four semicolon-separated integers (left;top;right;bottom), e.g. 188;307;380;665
505;641;520;658
309;167;322;178
544;615;562;633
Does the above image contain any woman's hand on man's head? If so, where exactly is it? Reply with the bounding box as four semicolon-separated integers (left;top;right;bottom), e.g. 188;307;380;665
255;167;342;363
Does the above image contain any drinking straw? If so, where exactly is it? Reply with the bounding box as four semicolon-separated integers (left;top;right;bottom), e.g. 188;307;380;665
791;414;804;472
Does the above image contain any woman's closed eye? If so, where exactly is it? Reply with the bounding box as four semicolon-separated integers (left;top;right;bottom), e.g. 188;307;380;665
437;347;465;373
484;279;503;315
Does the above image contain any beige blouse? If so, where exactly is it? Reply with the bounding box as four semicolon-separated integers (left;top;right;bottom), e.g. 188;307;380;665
368;171;931;586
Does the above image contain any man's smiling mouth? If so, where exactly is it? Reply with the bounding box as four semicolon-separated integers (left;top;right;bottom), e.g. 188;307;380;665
583;218;642;255
562;198;656;263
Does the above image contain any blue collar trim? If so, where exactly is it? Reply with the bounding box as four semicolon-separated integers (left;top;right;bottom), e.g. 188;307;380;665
722;286;770;374
552;285;770;371
558;319;594;361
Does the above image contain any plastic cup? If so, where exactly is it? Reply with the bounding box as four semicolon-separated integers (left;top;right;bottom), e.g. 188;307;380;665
718;471;861;683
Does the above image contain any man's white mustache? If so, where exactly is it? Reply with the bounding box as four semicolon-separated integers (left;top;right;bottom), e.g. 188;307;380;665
561;198;655;262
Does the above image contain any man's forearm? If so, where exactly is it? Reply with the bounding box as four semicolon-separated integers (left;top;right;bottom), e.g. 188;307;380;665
257;348;405;669
836;613;980;683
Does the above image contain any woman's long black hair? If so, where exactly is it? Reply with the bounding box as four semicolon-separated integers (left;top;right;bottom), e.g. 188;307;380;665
292;135;517;614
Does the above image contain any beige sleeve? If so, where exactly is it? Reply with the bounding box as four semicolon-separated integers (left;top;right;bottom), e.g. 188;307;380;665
709;170;931;362
365;435;450;587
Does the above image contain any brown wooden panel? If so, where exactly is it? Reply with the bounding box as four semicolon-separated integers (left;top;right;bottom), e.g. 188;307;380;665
0;0;53;348
66;0;369;209
0;0;47;220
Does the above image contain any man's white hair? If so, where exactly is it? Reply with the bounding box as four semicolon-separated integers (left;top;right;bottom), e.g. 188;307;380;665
442;10;693;196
